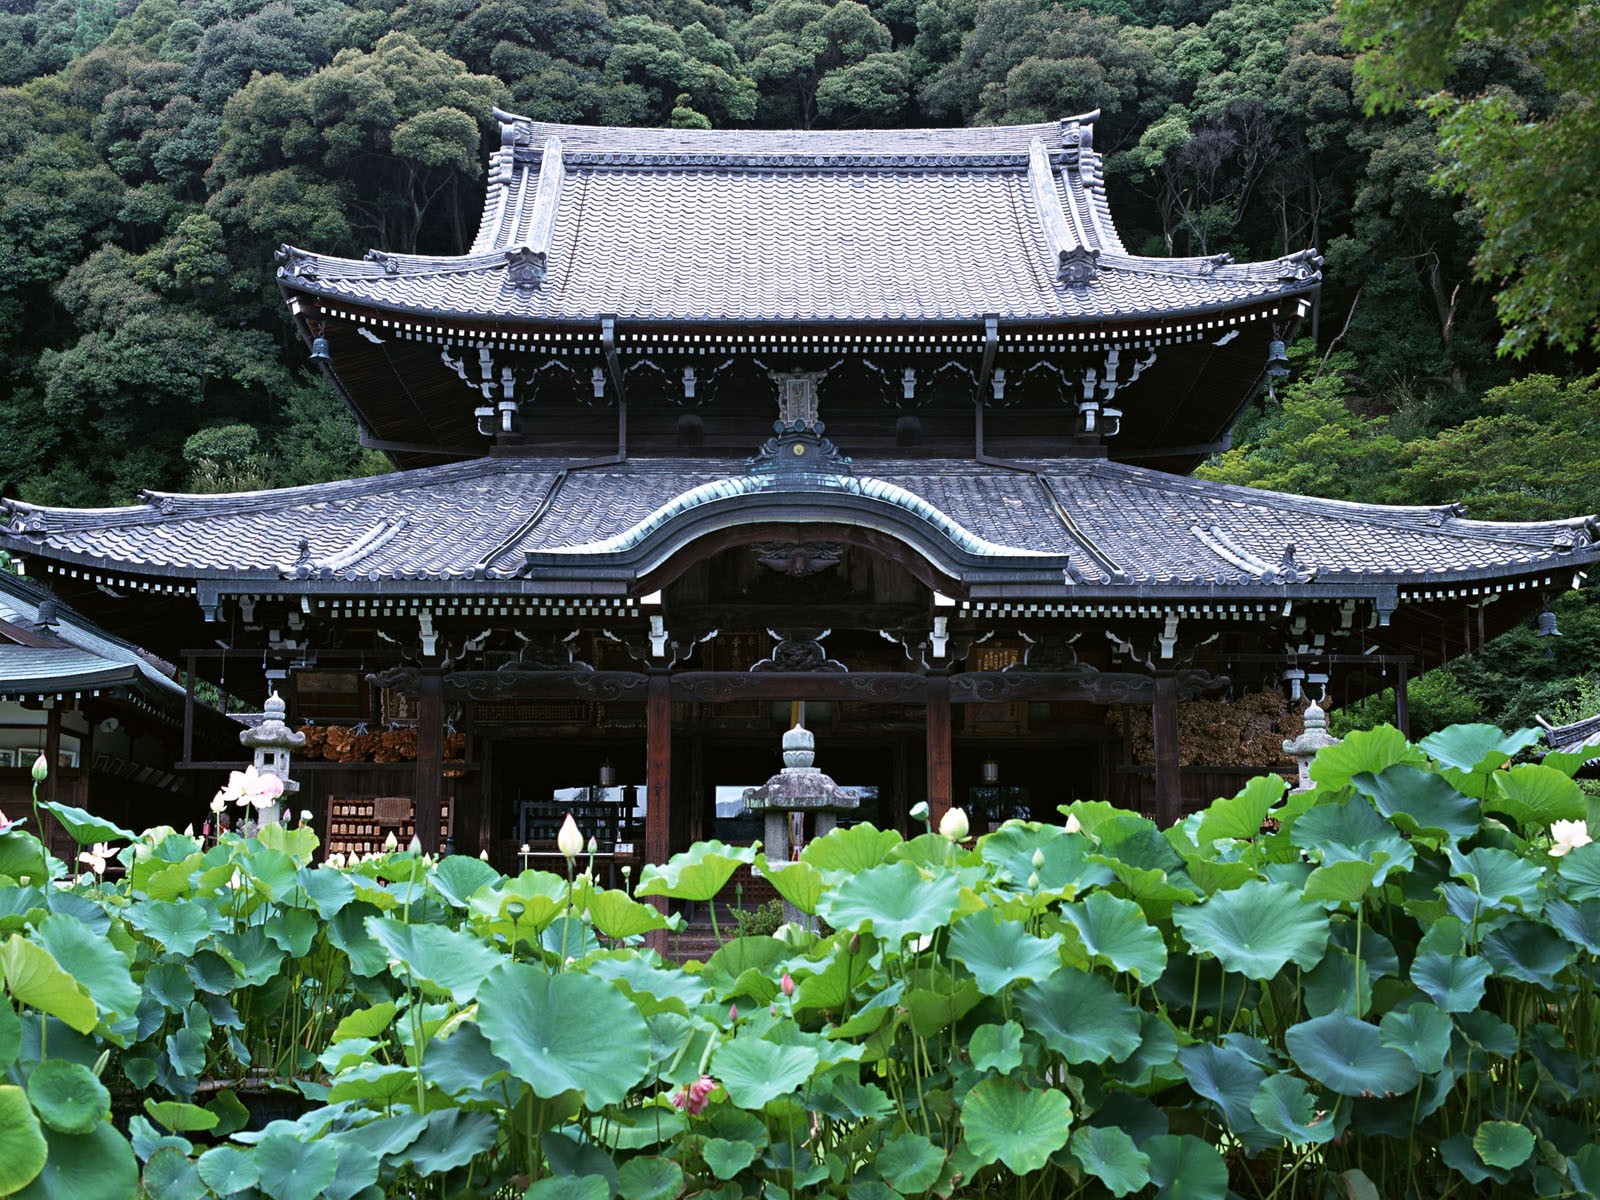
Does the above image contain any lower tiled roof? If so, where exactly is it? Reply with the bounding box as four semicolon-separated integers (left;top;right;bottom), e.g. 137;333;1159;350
3;456;1595;595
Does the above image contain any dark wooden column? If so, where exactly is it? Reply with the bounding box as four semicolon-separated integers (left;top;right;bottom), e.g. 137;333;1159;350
926;672;952;825
414;672;444;853
42;705;62;859
1151;675;1182;828
1394;661;1411;739
645;672;671;869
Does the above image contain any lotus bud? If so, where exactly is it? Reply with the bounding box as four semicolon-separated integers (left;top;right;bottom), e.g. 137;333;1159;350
479;850;490;861
328;852;346;869
1031;849;1045;869
781;971;795;997
210;795;227;815
30;754;48;783
1064;813;1082;834
728;1003;738;1024
183;823;195;837
1027;872;1040;890
408;834;422;854
909;801;930;823
848;933;861;955
939;807;969;842
587;835;598;855
519;843;531;855
384;831;399;853
622;864;632;877
557;812;584;859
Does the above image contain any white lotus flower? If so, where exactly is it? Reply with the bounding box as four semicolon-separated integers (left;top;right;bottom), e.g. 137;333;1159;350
1549;819;1593;857
78;842;111;875
215;765;284;811
938;807;969;841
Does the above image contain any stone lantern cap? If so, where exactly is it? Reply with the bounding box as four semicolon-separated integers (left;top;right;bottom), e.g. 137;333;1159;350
239;692;306;751
743;723;860;813
1282;699;1340;759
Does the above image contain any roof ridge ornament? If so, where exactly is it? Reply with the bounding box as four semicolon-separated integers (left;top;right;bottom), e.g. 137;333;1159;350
1028;138;1099;287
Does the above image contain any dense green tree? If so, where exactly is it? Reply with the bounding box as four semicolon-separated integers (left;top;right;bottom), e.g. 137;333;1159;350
739;0;904;127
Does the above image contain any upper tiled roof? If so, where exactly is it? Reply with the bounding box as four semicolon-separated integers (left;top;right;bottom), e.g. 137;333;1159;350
274;111;1320;326
1537;711;1600;764
4;456;1592;595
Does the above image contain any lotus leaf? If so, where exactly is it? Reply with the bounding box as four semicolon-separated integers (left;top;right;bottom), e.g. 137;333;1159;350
366;916;502;999
712;1036;819;1108
1449;846;1545;913
635;840;756;902
1061;890;1167;982
948;911;1062;994
526;1178;610;1200
1177;1044;1267;1146
1143;1133;1229;1200
979;822;1113;895
1473;1120;1535;1170
1248;1074;1334;1145
1172;880;1328;979
255;1131;339;1200
196;1145;258;1196
26;1059;109;1135
817;859;963;943
1308;725;1424;790
1070;1125;1149;1196
214;927;285;987
1016;969;1142;1065
1302;859;1381;905
0;997;18;1073
1;935;97;1032
0;1083;47;1193
960;1077;1072;1174
1380;1002;1453;1073
297;865;355;917
1544;897;1600;954
143;1099;218;1133
703;1137;757;1180
1290;796;1413;879
426;855;498;908
879;1132;943;1192
37;803;135;847
328;1062;424;1106
1481;918;1574;986
1557;841;1600;900
0;830;48;886
35;914;138;1021
1487;763;1586;830
141;1147;205;1200
617;1155;683;1200
237;846;299;900
477;961;650;1108
586;888;672;939
801;822;902;874
1410;951;1491;1012
404;1109;500;1175
1419;724;1542;774
1285;1012;1420;1097
1352;765;1479;843
587;954;709;1012
1440;1131;1511;1184
969;1021;1024;1074
1196;773;1286;844
753;855;822;914
906;975;982;1036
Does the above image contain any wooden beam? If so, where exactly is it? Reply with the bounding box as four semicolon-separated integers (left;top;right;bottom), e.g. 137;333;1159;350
926;672;952;826
414;672;444;853
1152;675;1182;828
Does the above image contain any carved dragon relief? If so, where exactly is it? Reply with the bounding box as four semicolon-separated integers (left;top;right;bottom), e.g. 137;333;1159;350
750;628;847;673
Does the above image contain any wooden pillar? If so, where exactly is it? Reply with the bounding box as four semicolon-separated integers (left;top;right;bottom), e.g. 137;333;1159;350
892;738;910;837
414;672;444;853
1151;675;1181;828
645;672;671;868
926;672;952;825
1394;661;1411;739
43;705;62;859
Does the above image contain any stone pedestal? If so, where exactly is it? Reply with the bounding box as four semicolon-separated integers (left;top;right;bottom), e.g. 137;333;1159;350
1283;700;1341;792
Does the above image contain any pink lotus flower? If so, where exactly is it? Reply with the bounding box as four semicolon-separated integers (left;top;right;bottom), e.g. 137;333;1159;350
669;1075;718;1116
214;765;285;812
0;809;22;835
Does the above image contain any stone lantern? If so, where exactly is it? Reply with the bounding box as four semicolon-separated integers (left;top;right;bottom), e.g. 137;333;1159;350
1283;699;1341;792
239;691;305;824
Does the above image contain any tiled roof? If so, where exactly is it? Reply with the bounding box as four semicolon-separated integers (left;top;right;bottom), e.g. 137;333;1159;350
274;111;1320;326
5;456;1593;595
1537;712;1600;763
0;571;182;700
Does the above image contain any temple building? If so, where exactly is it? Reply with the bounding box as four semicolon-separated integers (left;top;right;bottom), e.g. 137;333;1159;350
4;111;1597;870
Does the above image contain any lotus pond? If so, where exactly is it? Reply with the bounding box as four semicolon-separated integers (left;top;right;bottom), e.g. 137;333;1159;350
2;722;1600;1199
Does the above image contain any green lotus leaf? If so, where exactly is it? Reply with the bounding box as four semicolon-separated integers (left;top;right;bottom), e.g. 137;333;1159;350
403;1110;500;1175
1061;890;1168;982
1249;1075;1335;1145
526;1178;610;1200
1070;1125;1149;1196
906;976;982;1037
979;822;1113;895
1352;765;1479;843
429;855;500;907
197;1145;258;1197
635;840;756;903
1095;813;1185;874
205;1090;250;1137
879;1132;944;1193
1481;918;1574;987
324;1142;381;1200
469;871;568;931
1285;1012;1420;1097
1143;1133;1229;1200
237;846;300;900
817;859;963;943
1302;860;1381;906
712;1036;819;1109
0;935;97;1033
753;855;822;915
960;1077;1072;1174
11;1121;136;1200
1380;1002;1454;1073
1309;725;1425;790
142;961;195;1011
339;1111;429;1160
0;830;49;887
1473;1120;1535;1170
1172;880;1328;979
1441;1131;1511;1184
1410;951;1491;1012
366;916;503;1000
704;936;787;980
477;960;650;1108
801;822;902;874
1487;763;1586;830
254;822;319;865
27;1060;109;1134
143;1099;218;1133
542;915;601;960
948;911;1062;994
1088;857;1200;909
969;1021;1024;1074
1449;847;1545;913
420;1022;512;1101
332;1001;397;1042
261;907;317;958
703;1137;757;1180
123;900;211;958
1197;773;1286;844
1419;724;1542;774
1290;796;1413;880
214;927;286;987
586;888;672;939
1108;1012;1181;1090
255;1131;339;1200
1177;1044;1266;1145
617;1156;684;1200
542;1127;620;1196
35;913;138;1021
297;865;355;917
0;997;18;1074
328;1063;423;1107
1016;969;1142;1065
1545;897;1600;954
1557;842;1600;901
0;1084;47;1194
587;953;709;1012
141;1147;205;1200
37;802;135;847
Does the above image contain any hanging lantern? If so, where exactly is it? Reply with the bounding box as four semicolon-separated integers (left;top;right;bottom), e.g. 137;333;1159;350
1265;339;1290;378
598;759;617;788
310;336;331;362
981;757;1000;785
1536;610;1562;638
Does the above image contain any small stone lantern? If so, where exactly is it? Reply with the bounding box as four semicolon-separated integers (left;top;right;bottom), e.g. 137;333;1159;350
239;691;305;824
1283;699;1341;792
743;722;859;926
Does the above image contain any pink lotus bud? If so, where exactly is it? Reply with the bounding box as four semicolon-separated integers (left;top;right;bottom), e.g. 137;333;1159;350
780;971;795;997
31;754;48;783
728;1003;738;1024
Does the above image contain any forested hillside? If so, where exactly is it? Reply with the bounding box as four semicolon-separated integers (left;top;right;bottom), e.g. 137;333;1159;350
0;0;1596;731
